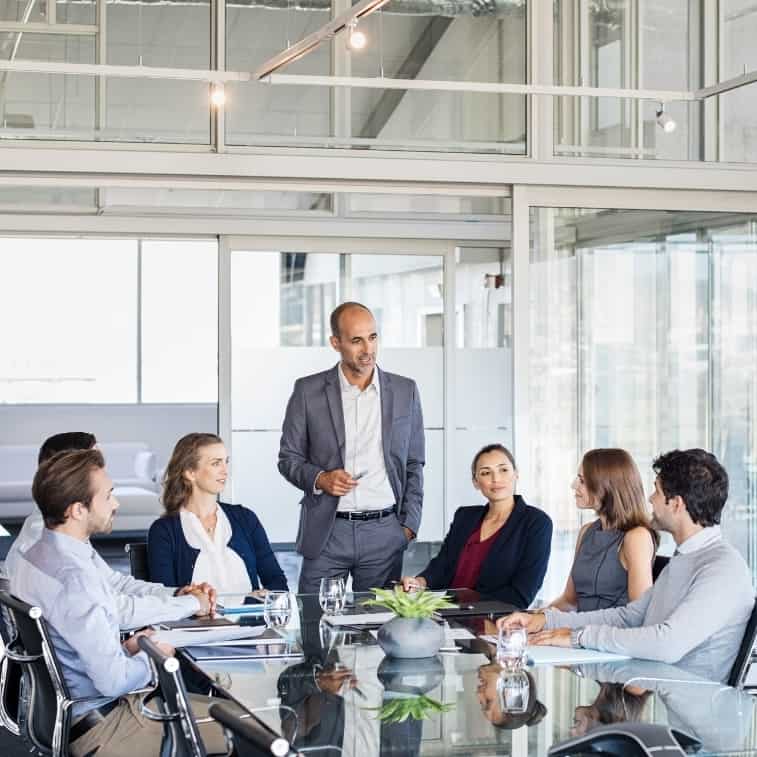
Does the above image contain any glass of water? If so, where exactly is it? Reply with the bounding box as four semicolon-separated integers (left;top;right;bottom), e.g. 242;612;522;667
497;669;531;714
319;576;346;615
496;625;528;670
264;591;292;629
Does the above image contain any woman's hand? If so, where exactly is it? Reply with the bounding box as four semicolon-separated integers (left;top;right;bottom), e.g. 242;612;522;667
496;611;546;634
400;575;427;592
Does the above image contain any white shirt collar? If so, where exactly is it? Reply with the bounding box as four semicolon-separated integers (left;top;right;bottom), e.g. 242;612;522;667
338;363;380;394
676;525;722;555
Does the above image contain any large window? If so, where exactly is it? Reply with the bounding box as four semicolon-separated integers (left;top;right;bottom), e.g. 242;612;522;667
528;207;757;593
0;237;218;404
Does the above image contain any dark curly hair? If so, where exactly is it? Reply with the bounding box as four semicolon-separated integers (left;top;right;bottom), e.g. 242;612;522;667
652;448;728;527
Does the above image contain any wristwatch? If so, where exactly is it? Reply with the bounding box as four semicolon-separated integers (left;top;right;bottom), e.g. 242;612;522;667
570;628;585;649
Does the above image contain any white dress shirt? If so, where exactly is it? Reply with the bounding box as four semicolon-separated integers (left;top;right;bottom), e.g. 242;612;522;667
336;365;396;513
4;509;199;630
180;506;253;594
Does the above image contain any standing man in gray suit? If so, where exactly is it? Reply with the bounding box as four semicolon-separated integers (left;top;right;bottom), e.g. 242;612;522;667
279;301;425;594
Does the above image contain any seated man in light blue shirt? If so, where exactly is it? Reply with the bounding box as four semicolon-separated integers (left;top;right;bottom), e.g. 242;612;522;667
10;448;227;757
5;431;213;629
500;449;754;684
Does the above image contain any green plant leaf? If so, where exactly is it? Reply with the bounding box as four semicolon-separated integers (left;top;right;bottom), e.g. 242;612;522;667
361;588;456;619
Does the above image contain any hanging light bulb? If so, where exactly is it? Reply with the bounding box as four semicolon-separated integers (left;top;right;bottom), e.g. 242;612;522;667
656;104;676;133
210;83;226;108
348;21;367;51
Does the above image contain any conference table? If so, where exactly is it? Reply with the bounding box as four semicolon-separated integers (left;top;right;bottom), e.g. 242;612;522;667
181;593;757;756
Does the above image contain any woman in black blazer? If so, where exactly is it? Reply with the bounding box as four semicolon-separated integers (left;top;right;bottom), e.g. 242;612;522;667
401;444;552;608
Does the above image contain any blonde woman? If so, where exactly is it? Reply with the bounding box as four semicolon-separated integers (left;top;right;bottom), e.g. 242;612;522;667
148;433;288;594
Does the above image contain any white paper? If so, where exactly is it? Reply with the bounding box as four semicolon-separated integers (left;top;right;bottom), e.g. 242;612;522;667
478;637;630;665
152;625;269;648
325;612;396;626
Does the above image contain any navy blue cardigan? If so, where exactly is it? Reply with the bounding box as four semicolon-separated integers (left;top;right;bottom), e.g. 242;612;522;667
419;496;552;608
147;503;289;592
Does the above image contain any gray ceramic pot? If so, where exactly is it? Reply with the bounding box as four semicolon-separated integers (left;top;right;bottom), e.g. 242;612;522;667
377;655;444;694
376;617;443;659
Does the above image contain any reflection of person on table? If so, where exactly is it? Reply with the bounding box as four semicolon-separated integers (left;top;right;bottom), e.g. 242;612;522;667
569;681;649;737
401;444;552;607
477;663;546;730
570;660;755;754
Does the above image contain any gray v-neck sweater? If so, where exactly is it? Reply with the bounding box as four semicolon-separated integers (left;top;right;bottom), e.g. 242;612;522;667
544;526;754;683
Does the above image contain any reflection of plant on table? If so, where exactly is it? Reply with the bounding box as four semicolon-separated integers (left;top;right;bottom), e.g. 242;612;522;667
362;586;455;618
370;695;455;723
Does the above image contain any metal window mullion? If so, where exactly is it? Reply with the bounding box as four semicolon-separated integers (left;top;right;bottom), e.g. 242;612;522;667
137;239;143;403
95;0;106;139
528;0;554;160
511;185;531;497
442;243;456;537
46;0;56;27
218;236;232;460
212;0;225;153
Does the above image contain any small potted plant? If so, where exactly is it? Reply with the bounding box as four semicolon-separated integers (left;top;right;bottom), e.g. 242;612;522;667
362;586;455;658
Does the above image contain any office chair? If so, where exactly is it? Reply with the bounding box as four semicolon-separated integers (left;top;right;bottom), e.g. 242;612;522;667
0;576;22;736
0;590;108;757
727;596;757;689
139;635;232;757
209;701;291;757
652;555;670;582
125;541;150;581
548;722;701;756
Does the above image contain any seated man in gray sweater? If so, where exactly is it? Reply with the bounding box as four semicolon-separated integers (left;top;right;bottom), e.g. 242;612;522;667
499;449;754;683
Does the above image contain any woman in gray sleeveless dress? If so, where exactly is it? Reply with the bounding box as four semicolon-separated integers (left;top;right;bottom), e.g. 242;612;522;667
548;448;658;612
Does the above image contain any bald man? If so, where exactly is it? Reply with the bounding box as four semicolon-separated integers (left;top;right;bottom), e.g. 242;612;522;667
279;302;425;593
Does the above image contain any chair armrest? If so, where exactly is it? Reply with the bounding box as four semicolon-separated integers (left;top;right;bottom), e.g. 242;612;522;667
3;643;42;664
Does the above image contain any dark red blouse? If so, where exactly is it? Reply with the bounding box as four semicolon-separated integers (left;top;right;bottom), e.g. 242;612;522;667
450;522;503;590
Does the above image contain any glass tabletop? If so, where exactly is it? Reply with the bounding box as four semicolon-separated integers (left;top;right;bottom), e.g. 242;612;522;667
184;593;757;756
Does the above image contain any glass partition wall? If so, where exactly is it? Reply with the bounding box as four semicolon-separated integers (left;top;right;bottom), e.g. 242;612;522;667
224;240;514;545
526;204;757;596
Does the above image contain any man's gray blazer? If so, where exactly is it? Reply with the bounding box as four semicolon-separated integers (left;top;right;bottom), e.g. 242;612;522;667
278;364;425;560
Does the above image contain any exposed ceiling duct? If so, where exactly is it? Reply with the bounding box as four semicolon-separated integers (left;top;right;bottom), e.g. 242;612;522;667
56;0;526;16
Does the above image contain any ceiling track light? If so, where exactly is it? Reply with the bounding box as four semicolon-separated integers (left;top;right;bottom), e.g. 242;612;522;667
253;0;388;79
210;83;226;107
656;103;677;133
348;21;367;51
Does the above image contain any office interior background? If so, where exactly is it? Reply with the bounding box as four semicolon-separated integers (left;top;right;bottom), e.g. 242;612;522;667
1;0;757;610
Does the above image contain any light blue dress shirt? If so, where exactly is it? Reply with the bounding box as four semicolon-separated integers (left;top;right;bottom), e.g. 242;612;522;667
10;529;153;717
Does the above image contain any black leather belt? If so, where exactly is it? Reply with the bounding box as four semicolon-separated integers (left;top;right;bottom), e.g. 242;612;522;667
335;506;395;521
70;699;121;742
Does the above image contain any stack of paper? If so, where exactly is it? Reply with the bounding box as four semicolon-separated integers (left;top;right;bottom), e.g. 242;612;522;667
153;625;276;648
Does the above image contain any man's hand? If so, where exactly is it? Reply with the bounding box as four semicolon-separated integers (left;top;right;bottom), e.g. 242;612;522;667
529;628;572;647
402;527;415;542
177;582;217;617
316;667;356;695
316;469;358;497
400;575;427;592
496;611;546;634
122;629;154;656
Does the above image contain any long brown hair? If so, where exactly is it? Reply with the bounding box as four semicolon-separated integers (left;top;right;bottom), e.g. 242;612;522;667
161;433;223;516
582;448;658;545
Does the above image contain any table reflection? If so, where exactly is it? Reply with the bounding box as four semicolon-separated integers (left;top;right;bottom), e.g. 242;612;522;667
186;595;757;756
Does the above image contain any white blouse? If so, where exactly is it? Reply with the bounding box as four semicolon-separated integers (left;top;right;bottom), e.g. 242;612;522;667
179;506;252;594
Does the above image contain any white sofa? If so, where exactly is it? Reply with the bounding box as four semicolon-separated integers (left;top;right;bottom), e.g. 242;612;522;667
0;442;163;532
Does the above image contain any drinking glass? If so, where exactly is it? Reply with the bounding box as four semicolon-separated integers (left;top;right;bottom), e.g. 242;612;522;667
496;625;528;670
264;591;292;629
319;576;346;615
497;669;530;714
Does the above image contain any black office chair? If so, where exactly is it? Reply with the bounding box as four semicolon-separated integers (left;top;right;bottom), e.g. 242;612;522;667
727;596;757;689
652;555;670;582
139;635;229;757
125;541;150;581
548;722;701;756
0;577;22;737
209;701;291;757
0;590;107;757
